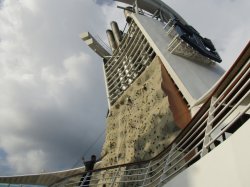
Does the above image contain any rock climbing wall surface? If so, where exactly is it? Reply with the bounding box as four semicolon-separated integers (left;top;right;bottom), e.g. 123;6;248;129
100;56;180;168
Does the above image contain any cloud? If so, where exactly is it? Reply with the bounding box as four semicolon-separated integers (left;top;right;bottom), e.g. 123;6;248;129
95;0;114;6
0;0;110;175
0;0;4;9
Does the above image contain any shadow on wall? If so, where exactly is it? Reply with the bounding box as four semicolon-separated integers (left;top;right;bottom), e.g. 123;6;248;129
160;57;191;129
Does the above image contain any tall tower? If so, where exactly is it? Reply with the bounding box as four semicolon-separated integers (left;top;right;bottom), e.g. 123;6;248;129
82;0;224;167
0;1;249;187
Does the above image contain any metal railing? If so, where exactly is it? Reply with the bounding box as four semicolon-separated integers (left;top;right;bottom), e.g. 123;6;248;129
103;20;155;105
53;56;249;187
95;35;112;55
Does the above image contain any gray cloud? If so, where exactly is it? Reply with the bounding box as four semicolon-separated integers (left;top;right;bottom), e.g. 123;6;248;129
0;0;4;8
95;0;114;6
0;0;116;175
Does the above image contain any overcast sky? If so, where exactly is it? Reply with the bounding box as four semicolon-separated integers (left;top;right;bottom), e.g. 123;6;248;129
0;0;249;176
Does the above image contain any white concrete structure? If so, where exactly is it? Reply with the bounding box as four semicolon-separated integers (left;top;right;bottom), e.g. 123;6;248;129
131;13;224;105
163;121;250;187
99;12;224;107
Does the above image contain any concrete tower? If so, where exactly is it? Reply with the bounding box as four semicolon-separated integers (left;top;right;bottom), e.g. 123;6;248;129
81;0;224;169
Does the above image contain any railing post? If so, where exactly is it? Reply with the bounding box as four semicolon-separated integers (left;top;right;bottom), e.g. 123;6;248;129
201;96;217;157
111;166;121;187
79;172;90;187
142;161;152;186
163;19;172;30
135;0;139;14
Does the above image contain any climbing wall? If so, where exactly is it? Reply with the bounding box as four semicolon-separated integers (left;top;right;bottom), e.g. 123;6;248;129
100;57;180;168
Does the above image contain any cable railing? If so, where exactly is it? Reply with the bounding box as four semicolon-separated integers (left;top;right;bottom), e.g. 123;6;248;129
94;35;112;55
52;55;249;187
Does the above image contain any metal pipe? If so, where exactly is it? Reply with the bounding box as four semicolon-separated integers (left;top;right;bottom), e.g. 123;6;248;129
117;6;134;23
135;0;139;14
124;9;133;24
111;21;122;47
106;29;117;52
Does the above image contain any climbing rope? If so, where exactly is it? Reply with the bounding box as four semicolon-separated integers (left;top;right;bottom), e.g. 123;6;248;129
72;128;106;168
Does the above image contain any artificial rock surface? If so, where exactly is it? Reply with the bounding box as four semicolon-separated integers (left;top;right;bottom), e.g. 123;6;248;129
100;57;180;168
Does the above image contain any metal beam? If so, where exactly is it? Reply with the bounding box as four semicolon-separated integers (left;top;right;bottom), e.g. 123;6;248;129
80;32;111;59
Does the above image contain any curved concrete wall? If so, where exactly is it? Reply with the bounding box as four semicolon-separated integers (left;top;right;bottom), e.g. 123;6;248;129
163;121;250;187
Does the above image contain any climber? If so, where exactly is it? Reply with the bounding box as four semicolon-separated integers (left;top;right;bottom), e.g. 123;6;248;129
78;155;97;186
